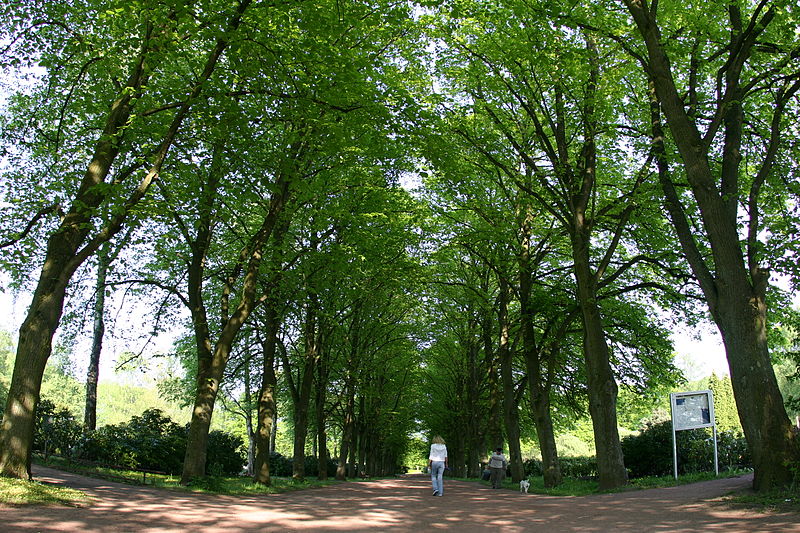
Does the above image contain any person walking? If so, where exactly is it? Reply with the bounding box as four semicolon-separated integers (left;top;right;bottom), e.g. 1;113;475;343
428;435;448;496
488;447;507;489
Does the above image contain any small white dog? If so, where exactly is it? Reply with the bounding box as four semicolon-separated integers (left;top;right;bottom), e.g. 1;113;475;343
519;479;530;493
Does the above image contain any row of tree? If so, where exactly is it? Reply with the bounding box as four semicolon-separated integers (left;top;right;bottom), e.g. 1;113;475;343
1;0;798;491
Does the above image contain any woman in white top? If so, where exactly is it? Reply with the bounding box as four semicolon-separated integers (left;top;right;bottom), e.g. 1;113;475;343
428;435;448;496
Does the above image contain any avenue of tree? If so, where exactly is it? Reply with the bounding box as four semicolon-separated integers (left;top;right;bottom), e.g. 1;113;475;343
0;0;798;491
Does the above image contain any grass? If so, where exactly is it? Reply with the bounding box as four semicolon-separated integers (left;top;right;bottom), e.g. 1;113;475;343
0;475;89;507
723;485;800;514
35;455;342;495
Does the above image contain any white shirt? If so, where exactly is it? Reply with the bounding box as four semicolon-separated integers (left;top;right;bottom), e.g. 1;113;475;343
429;443;448;462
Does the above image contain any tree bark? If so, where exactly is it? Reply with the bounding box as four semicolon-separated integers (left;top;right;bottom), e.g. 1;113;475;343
84;242;110;432
315;344;329;480
518;211;563;488
482;296;504;453
252;215;290;485
290;296;319;480
563;40;627;489
497;280;524;483
181;161;293;484
254;305;280;485
571;227;627;490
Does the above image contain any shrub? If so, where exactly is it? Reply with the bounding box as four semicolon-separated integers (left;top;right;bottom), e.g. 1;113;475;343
302;455;337;478
559;456;597;478
522;456;597;479
523;458;543;477
33;400;82;458
621;421;752;478
206;430;246;476
269;452;293;477
620;421;674;478
78;408;185;473
716;429;752;471
77;409;244;477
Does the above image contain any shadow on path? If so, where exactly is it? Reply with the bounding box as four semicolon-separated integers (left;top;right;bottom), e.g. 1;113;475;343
1;466;797;532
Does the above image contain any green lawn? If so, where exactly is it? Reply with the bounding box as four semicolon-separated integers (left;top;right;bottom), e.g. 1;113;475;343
0;475;89;506
36;456;343;495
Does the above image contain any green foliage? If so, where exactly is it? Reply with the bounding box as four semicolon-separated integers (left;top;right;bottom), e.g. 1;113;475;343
206;430;246;477
269;452;294;477
79;409;186;473
522;456;598;479
621;421;752;479
78;408;244;475
33;399;82;458
708;373;742;431
96;380;189;427
0;329;12;408
39;348;85;421
262;451;336;478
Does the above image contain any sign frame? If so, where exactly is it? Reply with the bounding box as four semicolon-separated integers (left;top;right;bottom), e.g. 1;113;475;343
669;390;718;479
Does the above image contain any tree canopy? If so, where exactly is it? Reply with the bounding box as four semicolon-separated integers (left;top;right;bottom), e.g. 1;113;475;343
1;0;798;491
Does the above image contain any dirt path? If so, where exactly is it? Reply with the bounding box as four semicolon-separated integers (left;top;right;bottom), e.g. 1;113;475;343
1;466;797;532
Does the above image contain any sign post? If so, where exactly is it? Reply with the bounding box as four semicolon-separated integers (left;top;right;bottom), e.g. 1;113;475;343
669;390;718;480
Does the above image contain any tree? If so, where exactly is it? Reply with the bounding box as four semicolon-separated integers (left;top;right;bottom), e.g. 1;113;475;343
0;0;253;479
618;0;800;490
708;373;741;432
428;2;686;488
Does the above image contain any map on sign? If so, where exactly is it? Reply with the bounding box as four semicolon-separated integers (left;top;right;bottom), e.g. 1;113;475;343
670;390;714;431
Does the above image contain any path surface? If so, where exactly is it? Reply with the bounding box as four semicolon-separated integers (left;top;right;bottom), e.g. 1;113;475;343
2;466;798;532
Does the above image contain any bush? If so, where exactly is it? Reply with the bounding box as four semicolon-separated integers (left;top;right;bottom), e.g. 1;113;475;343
523;458;543;477
620;421;674;478
621;421;752;478
269;452;293;477
521;456;597;479
264;452;337;478
206;430;246;476
559;456;597;478
34;400;82;458
716;429;752;471
302;455;338;478
78;408;185;473
77;409;244;477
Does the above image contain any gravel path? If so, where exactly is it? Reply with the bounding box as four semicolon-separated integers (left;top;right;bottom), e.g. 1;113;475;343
1;466;798;532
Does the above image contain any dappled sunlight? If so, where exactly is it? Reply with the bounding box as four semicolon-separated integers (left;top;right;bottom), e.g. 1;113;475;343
2;468;798;532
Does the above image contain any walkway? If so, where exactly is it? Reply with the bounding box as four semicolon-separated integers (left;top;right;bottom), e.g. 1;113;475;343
1;466;798;532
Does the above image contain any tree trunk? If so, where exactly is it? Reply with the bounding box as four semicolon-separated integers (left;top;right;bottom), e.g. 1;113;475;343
0;34;154;477
571;228;627;490
518;206;563;488
181;148;294;484
243;363;255;477
482;304;504;453
291;301;318;480
84;243;110;432
336;381;355;480
254;306;279;485
315;346;329;481
498;281;524;483
466;331;482;477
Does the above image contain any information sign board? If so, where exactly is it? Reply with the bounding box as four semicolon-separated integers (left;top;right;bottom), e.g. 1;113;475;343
670;390;714;431
669;389;717;479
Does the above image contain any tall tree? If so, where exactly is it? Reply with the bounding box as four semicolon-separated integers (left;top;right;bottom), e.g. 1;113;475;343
0;0;252;479
619;0;800;489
